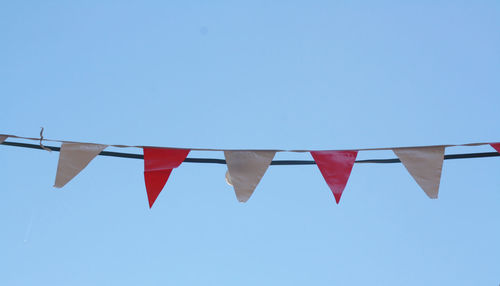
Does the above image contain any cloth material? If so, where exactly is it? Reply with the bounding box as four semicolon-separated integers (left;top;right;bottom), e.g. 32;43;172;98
393;146;445;199
310;150;358;204
490;143;500;153
224;151;276;202
143;147;190;208
54;143;108;188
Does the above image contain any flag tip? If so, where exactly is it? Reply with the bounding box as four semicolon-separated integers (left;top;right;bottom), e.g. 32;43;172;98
333;193;342;204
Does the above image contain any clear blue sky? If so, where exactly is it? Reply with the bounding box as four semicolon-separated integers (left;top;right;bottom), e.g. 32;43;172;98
1;1;499;285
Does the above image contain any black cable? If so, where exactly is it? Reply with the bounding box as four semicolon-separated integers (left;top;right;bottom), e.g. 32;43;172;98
1;140;499;165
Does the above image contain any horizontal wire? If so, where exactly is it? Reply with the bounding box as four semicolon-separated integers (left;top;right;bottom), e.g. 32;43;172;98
1;140;499;165
2;133;496;152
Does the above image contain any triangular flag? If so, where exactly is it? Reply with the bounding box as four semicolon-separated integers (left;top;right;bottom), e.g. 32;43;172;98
393;146;445;199
54;142;108;188
490;143;500;153
224;150;276;202
310;150;358;204
143;147;190;208
0;135;7;144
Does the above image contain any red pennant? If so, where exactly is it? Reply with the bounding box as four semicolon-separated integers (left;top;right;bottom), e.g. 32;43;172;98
143;147;190;208
310;150;358;204
491;143;500;153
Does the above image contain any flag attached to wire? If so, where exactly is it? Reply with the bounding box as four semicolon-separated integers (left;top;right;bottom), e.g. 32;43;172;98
143;147;190;208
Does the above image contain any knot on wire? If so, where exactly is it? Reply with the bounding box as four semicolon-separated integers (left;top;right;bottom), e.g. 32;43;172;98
39;127;52;152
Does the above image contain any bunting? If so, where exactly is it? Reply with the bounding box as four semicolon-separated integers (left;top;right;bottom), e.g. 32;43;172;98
393;146;445;199
1;133;499;208
54;142;108;188
224;151;276;202
143;147;190;208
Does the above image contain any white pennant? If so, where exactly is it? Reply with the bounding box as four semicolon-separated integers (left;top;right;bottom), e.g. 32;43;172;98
224;150;276;202
54;142;108;188
393;146;445;198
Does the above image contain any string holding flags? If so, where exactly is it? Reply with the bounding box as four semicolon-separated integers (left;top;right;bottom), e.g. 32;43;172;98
1;133;500;208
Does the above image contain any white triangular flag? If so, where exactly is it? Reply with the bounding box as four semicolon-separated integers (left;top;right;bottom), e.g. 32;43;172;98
224;150;276;202
393;146;445;198
54;142;108;188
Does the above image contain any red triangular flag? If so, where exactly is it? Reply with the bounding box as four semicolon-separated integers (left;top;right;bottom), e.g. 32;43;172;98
310;150;358;204
143;147;190;208
491;143;500;153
